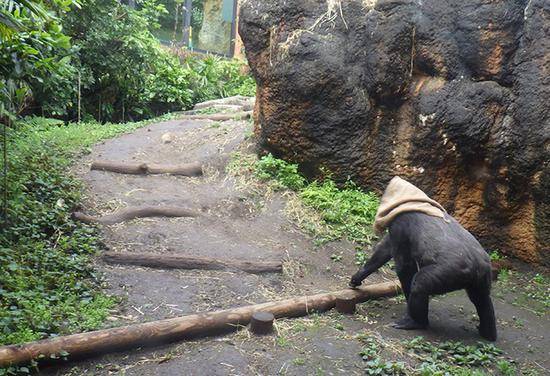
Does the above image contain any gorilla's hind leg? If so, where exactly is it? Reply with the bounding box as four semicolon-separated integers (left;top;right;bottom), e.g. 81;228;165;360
396;263;417;300
393;266;433;330
467;287;497;341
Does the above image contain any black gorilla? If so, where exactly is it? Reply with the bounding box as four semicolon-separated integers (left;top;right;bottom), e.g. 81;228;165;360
350;179;497;341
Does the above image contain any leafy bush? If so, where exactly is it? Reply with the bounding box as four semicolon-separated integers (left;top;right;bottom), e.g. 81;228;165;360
185;55;256;102
301;180;379;244
59;0;254;122
0;115;172;351
1;0;256;124
61;0;193;122
255;153;306;191
0;0;77;121
255;154;379;245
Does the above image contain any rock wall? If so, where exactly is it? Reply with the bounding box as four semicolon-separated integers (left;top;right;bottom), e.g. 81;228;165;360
239;0;549;264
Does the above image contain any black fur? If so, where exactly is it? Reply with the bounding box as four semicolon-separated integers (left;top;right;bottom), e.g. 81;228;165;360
350;212;497;341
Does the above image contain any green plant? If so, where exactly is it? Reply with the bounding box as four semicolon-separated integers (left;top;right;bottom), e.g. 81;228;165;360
496;360;517;376
185;55;256;103
404;336;504;375
292;358;306;366
252;154;379;245
0;115;172;359
496;270;549;316
489;251;503;262
299;180;379;244
60;0;192;122
0;0;78;122
359;337;380;361
256;154;306;191
330;253;343;262
358;337;406;375
1;0;256;124
355;247;369;265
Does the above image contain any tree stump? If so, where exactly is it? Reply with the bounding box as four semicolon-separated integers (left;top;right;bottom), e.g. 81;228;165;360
249;311;274;335
335;296;356;314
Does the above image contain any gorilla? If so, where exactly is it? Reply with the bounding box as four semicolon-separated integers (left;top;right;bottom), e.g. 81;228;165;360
350;177;497;341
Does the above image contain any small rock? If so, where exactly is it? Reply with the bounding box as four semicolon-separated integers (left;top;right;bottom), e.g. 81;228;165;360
161;133;173;144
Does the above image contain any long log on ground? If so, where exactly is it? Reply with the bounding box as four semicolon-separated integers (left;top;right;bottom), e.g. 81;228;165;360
0;281;401;367
72;206;199;225
193;95;254;110
178;111;252;121
91;161;203;176
103;251;283;274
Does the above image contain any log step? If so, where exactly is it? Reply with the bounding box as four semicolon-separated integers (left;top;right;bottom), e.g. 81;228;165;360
102;251;283;274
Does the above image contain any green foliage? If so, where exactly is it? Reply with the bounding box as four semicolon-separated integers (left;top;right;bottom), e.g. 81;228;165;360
0;115;167;353
489;251;503;262
1;0;256;123
61;0;193;122
355;246;370;265
0;0;77;121
404;336;503;375
59;0;254;122
355;336;527;376
358;337;406;375
495;270;549;317
496;360;517;376
185;55;257;103
300;180;379;244
254;154;379;245
255;153;306;191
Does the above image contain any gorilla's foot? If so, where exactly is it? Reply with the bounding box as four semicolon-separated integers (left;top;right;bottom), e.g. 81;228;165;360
478;325;497;342
392;316;428;330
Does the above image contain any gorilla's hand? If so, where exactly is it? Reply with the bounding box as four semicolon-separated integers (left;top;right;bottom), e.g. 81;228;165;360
349;273;363;288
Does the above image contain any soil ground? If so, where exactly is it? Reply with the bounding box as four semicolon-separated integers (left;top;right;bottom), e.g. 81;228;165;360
42;114;549;375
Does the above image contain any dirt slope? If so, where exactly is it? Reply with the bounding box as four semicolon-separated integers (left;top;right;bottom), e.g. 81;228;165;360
42;115;548;375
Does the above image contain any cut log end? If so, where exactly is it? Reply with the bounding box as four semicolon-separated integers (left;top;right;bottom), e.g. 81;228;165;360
71;212;97;224
335;296;356;314
250;311;275;335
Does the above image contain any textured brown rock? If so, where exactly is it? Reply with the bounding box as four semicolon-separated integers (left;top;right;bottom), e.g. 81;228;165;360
240;0;549;264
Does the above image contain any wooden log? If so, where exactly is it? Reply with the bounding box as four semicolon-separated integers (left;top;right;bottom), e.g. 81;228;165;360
102;251;283;274
335;296;356;314
178;111;252;122
0;281;401;367
249;311;275;335
91;161;203;176
72;206;199;225
193;95;254;110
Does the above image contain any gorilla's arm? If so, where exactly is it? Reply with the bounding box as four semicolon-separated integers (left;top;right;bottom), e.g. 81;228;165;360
349;234;392;287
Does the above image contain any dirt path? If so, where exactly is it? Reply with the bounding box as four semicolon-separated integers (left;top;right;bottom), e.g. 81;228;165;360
43;113;549;375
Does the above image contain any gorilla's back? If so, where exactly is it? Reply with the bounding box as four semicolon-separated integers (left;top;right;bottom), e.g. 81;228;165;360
389;212;492;279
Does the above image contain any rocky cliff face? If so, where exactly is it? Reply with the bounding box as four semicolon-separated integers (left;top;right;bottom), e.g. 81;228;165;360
239;0;549;264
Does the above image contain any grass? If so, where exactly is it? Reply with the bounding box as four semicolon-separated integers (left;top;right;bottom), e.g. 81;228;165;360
234;153;380;248
494;270;549;317
0;115;177;373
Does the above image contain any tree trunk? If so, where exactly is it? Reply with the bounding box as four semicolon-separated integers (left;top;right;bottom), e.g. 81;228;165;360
102;251;282;274
0;281;401;367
